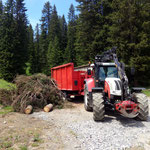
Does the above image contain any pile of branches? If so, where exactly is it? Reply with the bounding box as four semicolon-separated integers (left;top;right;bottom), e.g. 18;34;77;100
12;74;64;113
0;89;14;106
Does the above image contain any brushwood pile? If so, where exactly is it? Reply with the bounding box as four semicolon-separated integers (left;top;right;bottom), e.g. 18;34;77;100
0;74;64;113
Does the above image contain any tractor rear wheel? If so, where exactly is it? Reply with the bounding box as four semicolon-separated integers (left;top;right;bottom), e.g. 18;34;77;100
84;86;92;111
93;93;105;121
135;93;149;121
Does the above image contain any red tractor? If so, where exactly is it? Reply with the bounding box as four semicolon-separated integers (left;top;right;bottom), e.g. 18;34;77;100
84;47;149;121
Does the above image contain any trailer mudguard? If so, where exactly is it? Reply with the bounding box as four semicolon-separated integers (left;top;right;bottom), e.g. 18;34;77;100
84;78;95;92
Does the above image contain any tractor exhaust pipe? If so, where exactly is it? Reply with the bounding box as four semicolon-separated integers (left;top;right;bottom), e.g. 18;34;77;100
115;100;139;118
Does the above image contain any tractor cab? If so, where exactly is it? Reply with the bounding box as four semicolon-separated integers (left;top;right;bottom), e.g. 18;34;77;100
94;62;122;98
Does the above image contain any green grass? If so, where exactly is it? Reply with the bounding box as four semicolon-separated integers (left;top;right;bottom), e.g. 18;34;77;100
20;145;28;150
143;90;150;97
0;106;14;115
0;79;16;90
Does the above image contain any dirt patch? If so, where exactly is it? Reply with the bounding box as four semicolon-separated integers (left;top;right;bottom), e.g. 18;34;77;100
0;112;56;150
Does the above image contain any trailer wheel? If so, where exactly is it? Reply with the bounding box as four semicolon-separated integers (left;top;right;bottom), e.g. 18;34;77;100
135;93;149;121
93;93;105;121
84;86;92;111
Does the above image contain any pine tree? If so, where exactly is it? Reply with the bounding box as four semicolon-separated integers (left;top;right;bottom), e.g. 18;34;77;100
0;0;3;39
49;5;61;42
47;5;63;69
64;4;76;64
27;24;35;73
13;0;28;75
92;0;112;52
75;0;99;65
0;0;3;15
47;36;62;70
34;24;40;73
39;1;52;74
109;0;150;85
60;15;67;56
0;0;16;80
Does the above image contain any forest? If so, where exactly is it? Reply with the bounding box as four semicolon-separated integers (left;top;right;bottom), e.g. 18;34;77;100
0;0;150;85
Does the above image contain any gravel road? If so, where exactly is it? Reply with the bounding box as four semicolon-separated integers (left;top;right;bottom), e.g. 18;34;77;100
31;98;150;150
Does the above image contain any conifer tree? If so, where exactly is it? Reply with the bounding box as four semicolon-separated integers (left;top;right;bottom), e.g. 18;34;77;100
0;0;16;80
49;5;61;42
27;24;35;73
75;0;98;65
47;36;62;70
109;0;150;84
39;1;52;74
0;0;3;39
64;4;76;64
60;15;67;56
13;0;28;75
34;24;40;73
47;5;63;69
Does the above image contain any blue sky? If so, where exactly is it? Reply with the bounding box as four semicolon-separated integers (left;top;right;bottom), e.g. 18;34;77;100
2;0;78;29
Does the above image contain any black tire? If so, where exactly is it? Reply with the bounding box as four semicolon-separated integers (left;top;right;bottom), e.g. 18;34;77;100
135;93;149;121
93;92;105;121
84;86;92;111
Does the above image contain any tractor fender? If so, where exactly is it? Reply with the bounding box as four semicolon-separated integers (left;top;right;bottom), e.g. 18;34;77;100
104;81;111;99
84;78;95;92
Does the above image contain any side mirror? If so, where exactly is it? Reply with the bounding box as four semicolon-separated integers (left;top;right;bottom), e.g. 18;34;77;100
131;67;135;76
87;69;91;75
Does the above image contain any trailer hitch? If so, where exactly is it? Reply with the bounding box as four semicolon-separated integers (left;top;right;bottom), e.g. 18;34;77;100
115;100;139;118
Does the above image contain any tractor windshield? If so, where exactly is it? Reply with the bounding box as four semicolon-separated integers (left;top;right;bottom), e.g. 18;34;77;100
99;66;118;81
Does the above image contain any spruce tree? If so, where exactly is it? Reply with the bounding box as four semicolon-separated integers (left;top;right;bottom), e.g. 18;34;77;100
0;0;16;80
39;1;52;74
13;0;28;75
64;4;76;64
49;5;61;42
27;24;35;74
60;15;67;56
47;36;62;69
47;5;63;69
0;0;3;39
109;0;150;85
75;0;98;65
34;24;40;73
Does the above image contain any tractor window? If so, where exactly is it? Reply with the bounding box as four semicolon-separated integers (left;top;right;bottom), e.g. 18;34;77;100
99;67;118;81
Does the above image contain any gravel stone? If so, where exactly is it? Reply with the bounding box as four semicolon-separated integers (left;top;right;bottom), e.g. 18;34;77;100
31;99;150;150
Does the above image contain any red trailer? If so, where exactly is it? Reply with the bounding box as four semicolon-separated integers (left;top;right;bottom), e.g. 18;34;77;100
51;63;92;98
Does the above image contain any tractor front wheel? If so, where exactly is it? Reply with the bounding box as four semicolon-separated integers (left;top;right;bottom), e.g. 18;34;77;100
93;92;105;121
135;93;149;121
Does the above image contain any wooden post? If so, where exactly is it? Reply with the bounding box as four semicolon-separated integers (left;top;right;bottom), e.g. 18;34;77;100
44;104;53;112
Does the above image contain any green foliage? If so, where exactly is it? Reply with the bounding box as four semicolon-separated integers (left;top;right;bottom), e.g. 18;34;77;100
0;79;16;90
47;36;62;70
0;106;14;115
24;63;32;76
